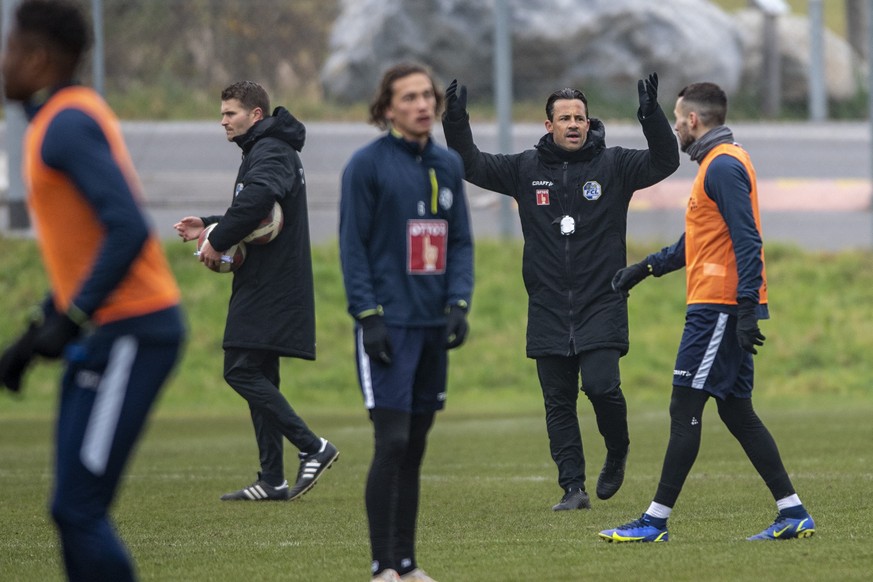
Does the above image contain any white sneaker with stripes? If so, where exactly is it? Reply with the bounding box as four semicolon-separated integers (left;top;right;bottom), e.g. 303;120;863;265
220;476;289;501
288;437;339;500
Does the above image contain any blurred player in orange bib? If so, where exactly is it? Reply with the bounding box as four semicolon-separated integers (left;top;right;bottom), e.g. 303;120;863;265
0;1;185;579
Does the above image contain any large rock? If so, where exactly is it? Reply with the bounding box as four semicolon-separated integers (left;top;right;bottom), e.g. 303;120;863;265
735;8;863;104
321;0;745;106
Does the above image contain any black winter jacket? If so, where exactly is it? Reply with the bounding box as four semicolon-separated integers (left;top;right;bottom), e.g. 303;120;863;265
204;107;315;359
443;107;679;358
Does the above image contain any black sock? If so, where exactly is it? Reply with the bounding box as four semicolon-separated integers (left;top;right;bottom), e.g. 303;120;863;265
780;504;808;519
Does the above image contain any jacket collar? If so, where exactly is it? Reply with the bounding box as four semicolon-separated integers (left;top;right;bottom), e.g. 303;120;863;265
233;106;306;154
388;127;433;156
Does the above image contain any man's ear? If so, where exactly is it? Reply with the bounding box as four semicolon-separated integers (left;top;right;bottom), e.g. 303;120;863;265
27;44;53;78
252;107;265;121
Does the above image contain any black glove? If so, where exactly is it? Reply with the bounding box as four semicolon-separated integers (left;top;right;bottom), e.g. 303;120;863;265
444;79;468;122
611;261;652;297
637;72;659;118
736;298;765;354
359;314;392;366
445;304;469;349
32;311;82;359
0;323;39;393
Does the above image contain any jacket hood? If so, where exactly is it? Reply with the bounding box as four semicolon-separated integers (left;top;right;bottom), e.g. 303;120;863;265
234;106;306;153
535;117;606;164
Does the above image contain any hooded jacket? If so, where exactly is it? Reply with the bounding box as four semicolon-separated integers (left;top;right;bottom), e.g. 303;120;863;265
443;107;678;357
204;107;315;359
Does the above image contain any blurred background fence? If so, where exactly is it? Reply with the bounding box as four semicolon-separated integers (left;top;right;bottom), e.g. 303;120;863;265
0;0;871;247
0;0;867;120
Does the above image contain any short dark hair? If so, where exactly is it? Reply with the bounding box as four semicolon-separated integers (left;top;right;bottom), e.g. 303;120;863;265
15;0;91;73
677;82;727;127
368;62;444;130
220;81;270;115
545;88;588;121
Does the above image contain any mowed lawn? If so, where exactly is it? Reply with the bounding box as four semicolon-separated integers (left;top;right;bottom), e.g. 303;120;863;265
1;239;872;580
1;397;871;581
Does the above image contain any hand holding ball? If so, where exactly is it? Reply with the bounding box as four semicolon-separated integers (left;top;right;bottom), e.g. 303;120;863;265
197;223;246;273
192;202;282;273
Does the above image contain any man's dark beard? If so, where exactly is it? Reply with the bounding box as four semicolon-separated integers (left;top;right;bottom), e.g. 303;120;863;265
680;136;695;153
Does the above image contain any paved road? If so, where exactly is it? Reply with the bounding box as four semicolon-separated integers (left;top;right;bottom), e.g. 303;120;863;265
2;120;871;250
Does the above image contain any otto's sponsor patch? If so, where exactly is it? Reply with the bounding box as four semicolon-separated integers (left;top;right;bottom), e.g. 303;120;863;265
407;219;448;274
536;189;550;205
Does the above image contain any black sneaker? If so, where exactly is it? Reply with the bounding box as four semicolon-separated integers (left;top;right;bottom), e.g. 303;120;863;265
552;487;591;511
288;438;339;500
596;450;628;500
220;474;290;501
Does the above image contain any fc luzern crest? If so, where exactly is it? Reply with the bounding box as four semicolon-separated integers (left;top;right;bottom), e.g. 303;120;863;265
582;180;602;201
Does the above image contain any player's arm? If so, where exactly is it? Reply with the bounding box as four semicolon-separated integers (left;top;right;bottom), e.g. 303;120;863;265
704;155;763;302
705;154;767;353
444;154;474;310
441;80;520;196
443;157;474;349
339;154;380;319
611;234;685;296
339;154;394;364
647;234;687;277
617;73;680;192
207;141;287;251
42;109;149;319
637;73;680;184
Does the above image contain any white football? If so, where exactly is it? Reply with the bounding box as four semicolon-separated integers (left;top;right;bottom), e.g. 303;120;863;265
244;201;284;245
197;223;247;273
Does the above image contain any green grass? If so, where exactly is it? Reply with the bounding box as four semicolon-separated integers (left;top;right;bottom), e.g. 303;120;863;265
1;238;872;579
1;403;871;580
2;238;871;416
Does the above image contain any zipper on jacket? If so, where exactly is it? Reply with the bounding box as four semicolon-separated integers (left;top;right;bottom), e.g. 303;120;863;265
562;161;575;353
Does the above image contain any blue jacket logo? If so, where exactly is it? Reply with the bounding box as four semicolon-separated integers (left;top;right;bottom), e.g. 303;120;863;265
583;181;602;201
439;187;454;210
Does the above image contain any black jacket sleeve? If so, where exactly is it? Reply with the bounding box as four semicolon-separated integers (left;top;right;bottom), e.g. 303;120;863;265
620;105;681;192
208;138;291;251
442;114;521;197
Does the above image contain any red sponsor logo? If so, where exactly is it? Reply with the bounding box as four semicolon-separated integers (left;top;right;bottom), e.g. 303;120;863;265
536;189;550;205
407;219;447;274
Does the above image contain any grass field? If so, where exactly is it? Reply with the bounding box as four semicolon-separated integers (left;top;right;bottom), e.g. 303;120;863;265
1;401;871;581
1;238;872;580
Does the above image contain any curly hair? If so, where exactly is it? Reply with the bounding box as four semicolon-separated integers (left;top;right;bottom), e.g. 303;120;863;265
368;62;444;130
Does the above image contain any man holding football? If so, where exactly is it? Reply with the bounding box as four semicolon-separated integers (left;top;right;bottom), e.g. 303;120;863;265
174;81;338;502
